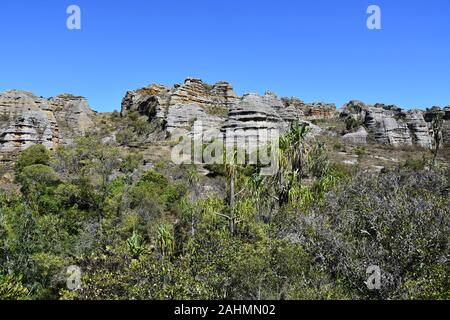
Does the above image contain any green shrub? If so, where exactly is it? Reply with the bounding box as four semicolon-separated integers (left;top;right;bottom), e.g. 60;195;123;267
15;144;51;174
0;274;29;300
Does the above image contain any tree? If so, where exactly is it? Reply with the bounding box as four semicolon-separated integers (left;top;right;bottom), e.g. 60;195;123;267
277;121;310;205
431;113;444;164
186;165;200;236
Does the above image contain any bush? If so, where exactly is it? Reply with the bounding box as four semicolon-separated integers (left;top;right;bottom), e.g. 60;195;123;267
285;168;450;299
0;274;29;300
15;145;51;174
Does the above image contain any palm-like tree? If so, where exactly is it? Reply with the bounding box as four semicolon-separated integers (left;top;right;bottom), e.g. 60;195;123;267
187;165;200;236
247;173;267;222
277;121;310;205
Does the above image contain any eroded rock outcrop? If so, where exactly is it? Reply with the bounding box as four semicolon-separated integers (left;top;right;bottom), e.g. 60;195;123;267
282;97;336;119
406;110;433;148
121;78;239;121
0;90;95;160
364;106;412;146
50;94;95;144
165;103;225;141
340;101;444;148
221;93;321;149
342;127;368;145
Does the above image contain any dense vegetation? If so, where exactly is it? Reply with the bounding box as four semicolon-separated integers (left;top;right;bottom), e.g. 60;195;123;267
0;121;448;300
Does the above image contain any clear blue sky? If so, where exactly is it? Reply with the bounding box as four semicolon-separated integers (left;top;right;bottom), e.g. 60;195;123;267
0;0;449;112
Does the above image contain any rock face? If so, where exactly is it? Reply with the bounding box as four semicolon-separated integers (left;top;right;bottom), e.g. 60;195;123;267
121;78;239;121
340;101;446;148
282;97;336;119
221;93;321;149
122;79;325;147
424;106;450;146
364;106;412;146
0;111;59;158
2;79;447;164
50;94;95;144
165;103;225;142
121;84;170;120
170;78;239;108
0;90;95;160
222;93;285;133
406;110;433;148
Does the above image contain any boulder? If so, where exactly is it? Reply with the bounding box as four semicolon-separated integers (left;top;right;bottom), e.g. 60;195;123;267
342;127;368;145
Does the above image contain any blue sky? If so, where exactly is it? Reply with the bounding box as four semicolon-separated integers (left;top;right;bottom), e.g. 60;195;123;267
0;0;449;112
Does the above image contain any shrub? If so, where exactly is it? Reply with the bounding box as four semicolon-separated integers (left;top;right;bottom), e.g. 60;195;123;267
0;274;29;300
15;145;51;174
287;168;450;299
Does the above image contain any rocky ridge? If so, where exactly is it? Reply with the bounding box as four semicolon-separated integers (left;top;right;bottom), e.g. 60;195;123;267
340;100;442;148
0;78;448;163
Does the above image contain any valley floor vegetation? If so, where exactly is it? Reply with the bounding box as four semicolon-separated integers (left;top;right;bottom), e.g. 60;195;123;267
0;121;448;300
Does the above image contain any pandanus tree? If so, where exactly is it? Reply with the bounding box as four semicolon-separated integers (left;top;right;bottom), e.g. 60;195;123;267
220;149;247;235
186;165;200;236
277;121;311;206
431;113;444;164
247;173;267;222
225;150;238;234
157;224;174;258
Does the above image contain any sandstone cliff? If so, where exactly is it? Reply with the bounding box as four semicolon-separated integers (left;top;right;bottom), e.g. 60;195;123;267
0;90;95;161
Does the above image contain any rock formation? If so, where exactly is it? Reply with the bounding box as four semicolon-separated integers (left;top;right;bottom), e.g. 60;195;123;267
282;97;336;119
1;79;448;164
49;94;95;144
405;110;433;148
0;90;95;161
121;78;239;121
340;101;446;148
342;127;368;145
364;106;413;146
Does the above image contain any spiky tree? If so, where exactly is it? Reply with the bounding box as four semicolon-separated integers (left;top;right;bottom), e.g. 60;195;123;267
431;113;444;164
276;121;311;206
187;165;200;236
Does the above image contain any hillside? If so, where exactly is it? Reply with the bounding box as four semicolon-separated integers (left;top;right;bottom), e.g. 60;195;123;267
0;78;448;300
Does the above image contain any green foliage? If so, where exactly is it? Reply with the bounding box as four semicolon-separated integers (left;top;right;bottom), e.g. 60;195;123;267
354;145;367;156
16;164;60;197
307;142;329;178
345;117;363;132
15;144;51;174
0;274;29;300
129;169;185;218
127;231;145;259
285;167;450;299
0;130;448;301
157;224;174;257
